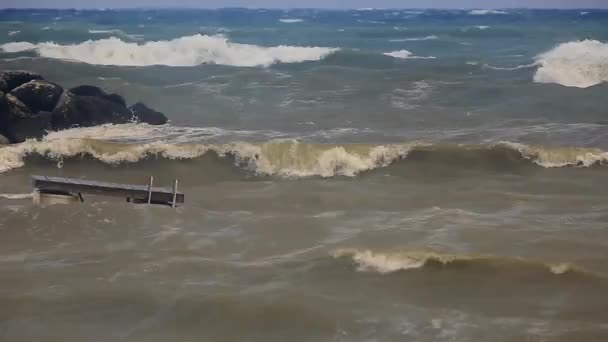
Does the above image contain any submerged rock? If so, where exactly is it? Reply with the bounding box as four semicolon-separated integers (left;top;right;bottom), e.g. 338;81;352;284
129;102;168;125
10;79;64;113
0;70;44;93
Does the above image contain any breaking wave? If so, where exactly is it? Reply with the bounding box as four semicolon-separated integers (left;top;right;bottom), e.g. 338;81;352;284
469;9;508;15
389;35;438;42
384;50;436;60
1;125;608;176
279;18;304;23
333;249;587;276
0;34;338;67
533;40;608;88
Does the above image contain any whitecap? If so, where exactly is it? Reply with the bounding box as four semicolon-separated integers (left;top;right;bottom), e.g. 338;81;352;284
389;35;438;42
384;50;436;60
279;18;304;23
0;34;338;67
533;40;608;88
469;9;507;15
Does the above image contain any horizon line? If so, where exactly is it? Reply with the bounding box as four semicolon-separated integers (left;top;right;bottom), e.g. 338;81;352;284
0;7;606;10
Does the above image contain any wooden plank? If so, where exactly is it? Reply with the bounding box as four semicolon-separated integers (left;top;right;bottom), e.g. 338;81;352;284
32;175;184;204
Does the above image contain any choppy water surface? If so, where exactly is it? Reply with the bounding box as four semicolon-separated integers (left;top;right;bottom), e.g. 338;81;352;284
1;8;608;341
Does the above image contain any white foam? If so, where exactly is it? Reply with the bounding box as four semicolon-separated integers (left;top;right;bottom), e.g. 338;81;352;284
499;141;608;167
334;249;466;273
533;40;608;88
0;125;414;177
384;50;436;60
8;30;20;36
474;25;490;30
469;9;507;15
484;62;538;71
0;193;33;200
0;34;338;67
389;35;438;42
279;18;303;23
0;42;36;53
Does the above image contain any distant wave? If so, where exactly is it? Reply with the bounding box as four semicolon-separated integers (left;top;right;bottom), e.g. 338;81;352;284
88;28;143;41
483;62;538;71
469;9;508;15
0;34;338;67
333;249;589;276
533;40;608;88
389;35;438;42
384;50;436;60
8;30;20;36
2;125;608;176
279;18;304;23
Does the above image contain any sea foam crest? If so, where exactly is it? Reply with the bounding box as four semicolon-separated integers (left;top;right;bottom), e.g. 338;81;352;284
384;50;436;59
533;40;608;88
279;18;304;23
334;249;582;275
0;34;338;67
0;126;413;177
469;9;507;15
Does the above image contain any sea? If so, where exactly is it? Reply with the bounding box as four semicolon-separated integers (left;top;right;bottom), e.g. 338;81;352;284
0;7;608;341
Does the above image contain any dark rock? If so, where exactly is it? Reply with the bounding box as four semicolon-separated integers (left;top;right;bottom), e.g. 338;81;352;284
0;93;50;143
0;78;7;93
0;70;44;92
8;111;52;143
69;85;126;107
128;102;168;125
52;91;132;130
0;134;9;145
10;80;64;113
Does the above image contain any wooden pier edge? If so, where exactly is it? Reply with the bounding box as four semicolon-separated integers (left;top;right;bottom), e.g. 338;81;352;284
32;175;184;206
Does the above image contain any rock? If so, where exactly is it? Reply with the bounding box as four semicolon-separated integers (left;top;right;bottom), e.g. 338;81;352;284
128;102;168;125
52;91;132;130
8;111;52;143
0;134;9;145
0;70;44;92
69;85;126;107
0;93;51;143
10;80;64;113
0;78;7;93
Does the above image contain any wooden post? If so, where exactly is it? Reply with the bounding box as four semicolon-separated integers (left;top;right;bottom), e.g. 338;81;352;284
147;176;154;204
172;179;178;208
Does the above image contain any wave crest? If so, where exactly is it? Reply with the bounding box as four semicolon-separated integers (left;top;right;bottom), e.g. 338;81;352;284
333;248;584;276
1;125;608;175
0;34;338;67
469;9;507;15
384;50;436;60
534;40;608;88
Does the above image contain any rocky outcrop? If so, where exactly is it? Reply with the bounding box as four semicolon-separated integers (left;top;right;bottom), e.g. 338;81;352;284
10;80;64;113
69;85;126;107
0;70;169;144
0;70;44;93
52;86;133;130
0;134;9;145
0;92;52;143
129;102;168;125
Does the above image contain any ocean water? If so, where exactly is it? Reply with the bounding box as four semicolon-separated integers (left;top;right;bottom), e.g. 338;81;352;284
1;8;608;341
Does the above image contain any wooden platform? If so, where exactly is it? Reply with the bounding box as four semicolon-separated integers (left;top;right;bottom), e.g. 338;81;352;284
32;175;184;205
